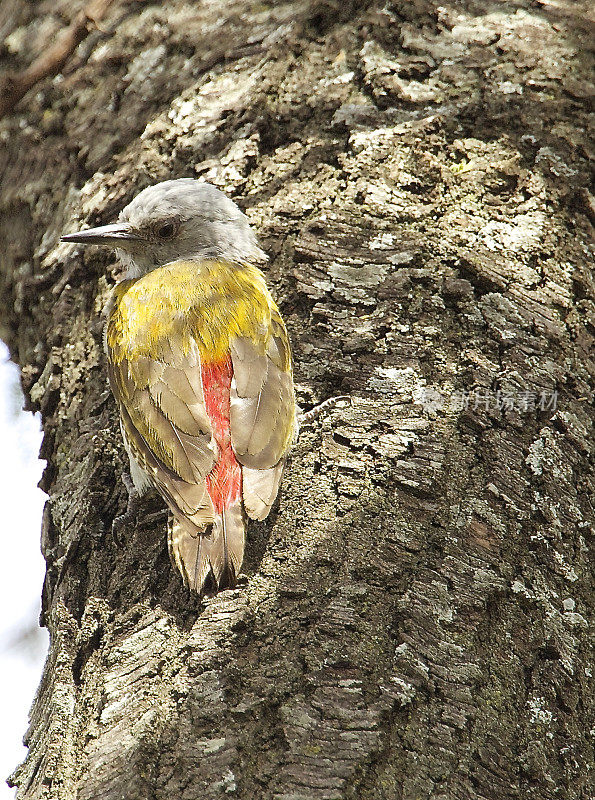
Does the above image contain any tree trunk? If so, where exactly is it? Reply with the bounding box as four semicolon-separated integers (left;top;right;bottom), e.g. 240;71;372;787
1;1;593;798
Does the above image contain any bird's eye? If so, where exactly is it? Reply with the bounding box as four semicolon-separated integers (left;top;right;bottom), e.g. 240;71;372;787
156;222;176;239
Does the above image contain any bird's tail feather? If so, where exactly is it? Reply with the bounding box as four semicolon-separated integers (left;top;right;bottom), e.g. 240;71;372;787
168;503;245;594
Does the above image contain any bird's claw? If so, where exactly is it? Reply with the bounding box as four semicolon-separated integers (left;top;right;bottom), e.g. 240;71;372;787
112;473;140;545
298;395;351;426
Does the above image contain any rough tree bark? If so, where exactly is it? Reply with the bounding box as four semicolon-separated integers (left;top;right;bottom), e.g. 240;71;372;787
0;1;593;798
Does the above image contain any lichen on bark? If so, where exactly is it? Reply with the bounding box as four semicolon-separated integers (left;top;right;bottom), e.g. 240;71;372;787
0;1;593;798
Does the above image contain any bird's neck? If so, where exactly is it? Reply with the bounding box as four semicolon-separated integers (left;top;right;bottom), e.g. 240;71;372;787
117;247;267;281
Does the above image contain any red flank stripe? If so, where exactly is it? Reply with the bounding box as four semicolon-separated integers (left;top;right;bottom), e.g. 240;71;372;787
201;354;242;513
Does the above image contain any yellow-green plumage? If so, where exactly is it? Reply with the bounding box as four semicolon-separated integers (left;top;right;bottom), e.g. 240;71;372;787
107;259;285;365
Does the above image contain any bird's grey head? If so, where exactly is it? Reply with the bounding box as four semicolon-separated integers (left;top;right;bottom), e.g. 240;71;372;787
62;179;267;277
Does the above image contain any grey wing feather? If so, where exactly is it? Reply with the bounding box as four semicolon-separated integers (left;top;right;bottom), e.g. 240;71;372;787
242;463;284;520
229;321;296;521
108;339;217;530
230;335;295;468
229;337;268;396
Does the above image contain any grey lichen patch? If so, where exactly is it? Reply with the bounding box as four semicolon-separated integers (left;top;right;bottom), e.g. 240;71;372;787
527;696;554;727
526;437;546;476
57;325;101;421
123;45;167;100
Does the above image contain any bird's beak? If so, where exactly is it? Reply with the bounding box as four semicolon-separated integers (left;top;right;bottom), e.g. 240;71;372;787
61;222;141;245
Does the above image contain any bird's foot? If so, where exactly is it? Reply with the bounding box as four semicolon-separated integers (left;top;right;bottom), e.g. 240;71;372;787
298;395;351;426
112;472;140;545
